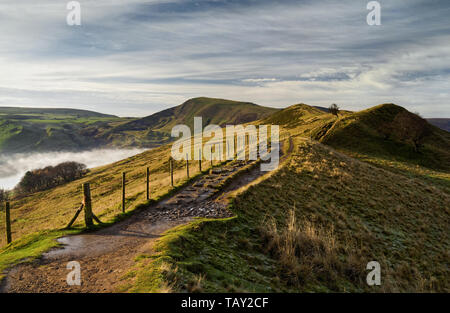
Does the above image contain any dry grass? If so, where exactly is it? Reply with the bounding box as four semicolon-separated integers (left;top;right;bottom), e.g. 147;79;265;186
0;128;270;247
260;207;364;288
187;273;207;293
0;139;213;247
256;138;449;291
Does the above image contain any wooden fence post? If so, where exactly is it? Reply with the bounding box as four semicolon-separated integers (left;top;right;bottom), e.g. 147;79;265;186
122;172;126;212
82;183;94;228
5;201;11;244
210;145;213;168
169;157;174;187
146;167;150;200
199;149;202;172
186;153;189;178
66;203;84;229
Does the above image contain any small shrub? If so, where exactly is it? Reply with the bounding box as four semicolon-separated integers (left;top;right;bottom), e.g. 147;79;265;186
260;207;364;289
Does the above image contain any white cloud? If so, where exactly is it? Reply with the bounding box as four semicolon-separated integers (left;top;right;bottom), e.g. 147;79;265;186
0;0;448;117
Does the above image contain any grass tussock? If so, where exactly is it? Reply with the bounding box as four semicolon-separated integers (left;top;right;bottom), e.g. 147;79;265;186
260;207;365;289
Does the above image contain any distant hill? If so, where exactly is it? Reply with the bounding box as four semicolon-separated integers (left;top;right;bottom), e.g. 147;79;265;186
313;106;330;113
101;97;279;148
0;98;278;153
427;118;450;132
0;107;117;118
0;107;130;154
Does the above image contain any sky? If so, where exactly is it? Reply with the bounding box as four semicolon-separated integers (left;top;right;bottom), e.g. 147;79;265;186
0;0;449;117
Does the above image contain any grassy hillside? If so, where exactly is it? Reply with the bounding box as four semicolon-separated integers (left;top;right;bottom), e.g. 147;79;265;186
0;107;117;118
1;101;448;292
0;130;236;277
0;108;131;153
102;97;279;148
0;98;278;153
314;104;450;172
123;103;449;293
124;137;449;292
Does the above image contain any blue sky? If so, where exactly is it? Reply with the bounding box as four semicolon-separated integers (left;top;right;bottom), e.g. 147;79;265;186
0;0;449;117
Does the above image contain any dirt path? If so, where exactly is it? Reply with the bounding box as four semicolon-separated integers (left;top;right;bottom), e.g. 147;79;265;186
1;138;292;293
0;160;266;293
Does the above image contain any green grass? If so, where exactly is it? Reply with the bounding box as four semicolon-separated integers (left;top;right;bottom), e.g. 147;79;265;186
0;229;81;281
127;137;449;293
0;132;237;282
119;217;289;293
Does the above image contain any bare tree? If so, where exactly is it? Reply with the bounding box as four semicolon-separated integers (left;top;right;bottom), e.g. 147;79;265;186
329;103;340;116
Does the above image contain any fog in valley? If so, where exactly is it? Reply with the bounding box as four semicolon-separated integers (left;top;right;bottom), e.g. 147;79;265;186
0;148;146;190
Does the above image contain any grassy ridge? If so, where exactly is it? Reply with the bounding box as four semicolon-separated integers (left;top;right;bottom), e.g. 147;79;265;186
127;104;449;293
0;132;236;278
318;104;450;171
135;137;449;292
104;97;278;148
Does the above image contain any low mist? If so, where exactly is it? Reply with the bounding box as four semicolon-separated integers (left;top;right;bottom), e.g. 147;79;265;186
0;148;147;190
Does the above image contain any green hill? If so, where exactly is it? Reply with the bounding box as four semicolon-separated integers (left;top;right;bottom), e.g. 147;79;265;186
314;104;450;171
0;108;129;153
0;98;278;153
102;97;278;148
0;107;117;118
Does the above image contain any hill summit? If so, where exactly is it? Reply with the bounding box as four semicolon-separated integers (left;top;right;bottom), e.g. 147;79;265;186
102;97;278;147
314;103;450;170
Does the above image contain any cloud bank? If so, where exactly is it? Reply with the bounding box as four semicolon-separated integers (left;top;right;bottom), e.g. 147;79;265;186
0;0;449;117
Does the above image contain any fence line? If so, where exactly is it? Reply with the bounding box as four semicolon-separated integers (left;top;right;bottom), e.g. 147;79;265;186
3;131;284;245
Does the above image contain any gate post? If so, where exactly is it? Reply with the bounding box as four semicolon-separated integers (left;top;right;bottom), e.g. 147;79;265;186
82;183;94;228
